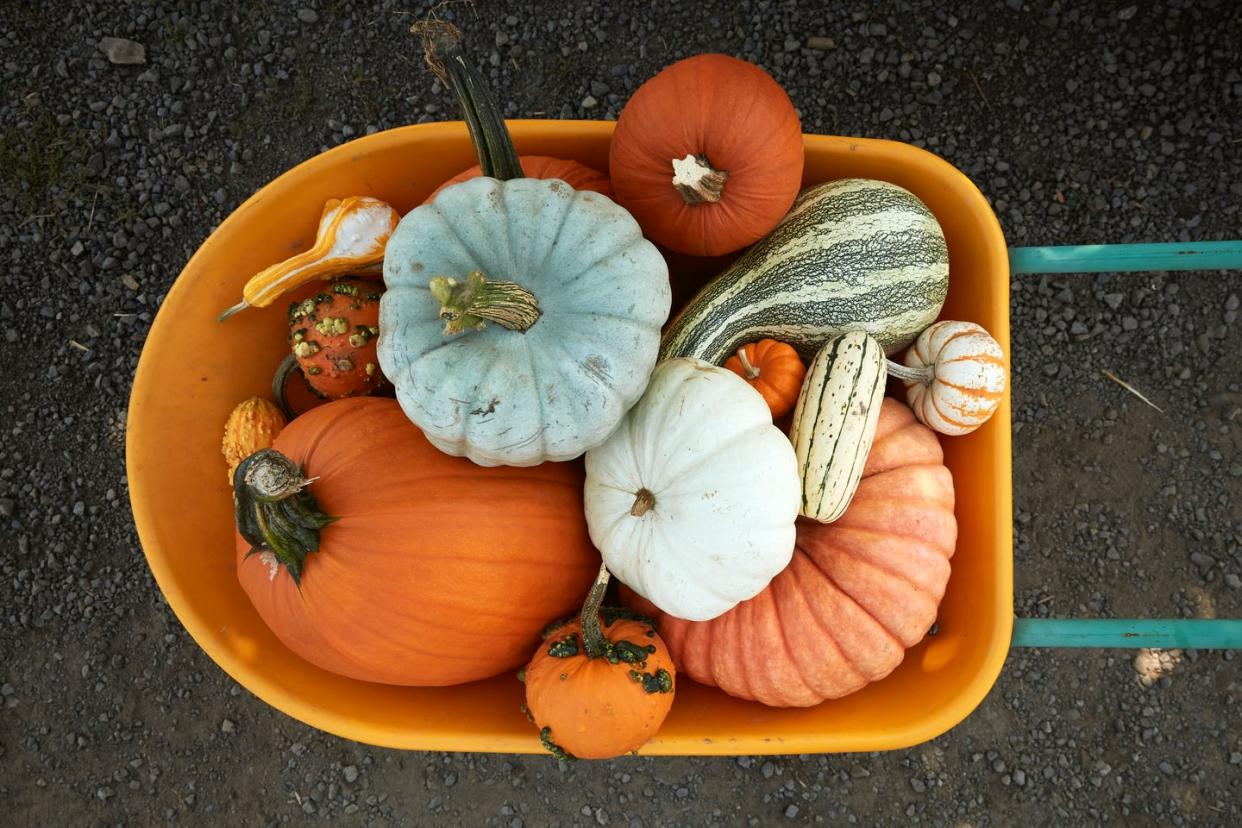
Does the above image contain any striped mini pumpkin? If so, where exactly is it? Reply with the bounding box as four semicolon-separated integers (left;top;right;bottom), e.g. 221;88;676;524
900;320;1007;436
659;178;950;364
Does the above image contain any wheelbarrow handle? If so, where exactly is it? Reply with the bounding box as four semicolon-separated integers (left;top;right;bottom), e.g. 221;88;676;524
1013;618;1242;649
1007;240;1242;650
1009;240;1242;274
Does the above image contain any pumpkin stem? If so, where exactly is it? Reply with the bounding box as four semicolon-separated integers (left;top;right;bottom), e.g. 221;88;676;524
413;20;524;181
271;354;302;419
630;488;656;517
885;359;932;385
218;300;250;321
429;271;542;334
736;347;761;380
233;448;337;587
672;154;730;205
579;562;612;660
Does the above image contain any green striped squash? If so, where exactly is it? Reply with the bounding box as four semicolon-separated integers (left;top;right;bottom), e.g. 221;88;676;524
659;178;949;363
790;332;887;523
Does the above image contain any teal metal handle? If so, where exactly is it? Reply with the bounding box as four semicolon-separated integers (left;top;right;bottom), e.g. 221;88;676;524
1009;240;1242;649
1013;619;1242;649
1009;241;1242;274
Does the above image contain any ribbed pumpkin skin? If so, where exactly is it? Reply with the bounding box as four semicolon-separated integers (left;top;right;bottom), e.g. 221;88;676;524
609;54;804;257
659;179;950;364
426;156;614;202
235;397;599;686
903;320;1007;436
525;616;675;759
584;358;800;623
623;399;956;707
379;176;671;467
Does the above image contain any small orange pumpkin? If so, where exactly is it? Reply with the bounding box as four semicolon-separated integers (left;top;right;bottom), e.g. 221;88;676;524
524;564;676;760
622;399;955;707
287;277;385;399
723;339;806;419
609;54;804;257
221;397;286;481
426;156;614;202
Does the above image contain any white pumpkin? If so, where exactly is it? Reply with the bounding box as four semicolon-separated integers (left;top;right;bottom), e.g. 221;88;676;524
583;358;800;622
891;320;1007;436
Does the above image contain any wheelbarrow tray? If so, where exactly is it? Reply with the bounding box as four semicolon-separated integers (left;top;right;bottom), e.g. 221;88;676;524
127;120;1013;754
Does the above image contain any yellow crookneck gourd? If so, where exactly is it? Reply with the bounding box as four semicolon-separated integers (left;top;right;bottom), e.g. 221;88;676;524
218;196;399;321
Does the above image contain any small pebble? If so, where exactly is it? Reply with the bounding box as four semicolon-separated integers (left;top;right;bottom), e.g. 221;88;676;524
98;37;145;65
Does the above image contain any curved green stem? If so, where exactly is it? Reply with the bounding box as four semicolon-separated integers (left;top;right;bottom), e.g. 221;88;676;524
413;20;523;181
429;271;541;334
579;562;611;660
271;354;302;419
233;449;336;586
885;359;931;384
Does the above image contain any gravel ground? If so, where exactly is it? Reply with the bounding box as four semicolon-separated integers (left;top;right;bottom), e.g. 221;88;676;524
2;0;1241;824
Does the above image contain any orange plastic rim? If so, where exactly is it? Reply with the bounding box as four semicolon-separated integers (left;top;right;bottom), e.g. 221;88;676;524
127;121;1012;754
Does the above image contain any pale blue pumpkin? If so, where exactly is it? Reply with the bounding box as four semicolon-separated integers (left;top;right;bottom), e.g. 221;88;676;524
378;176;671;467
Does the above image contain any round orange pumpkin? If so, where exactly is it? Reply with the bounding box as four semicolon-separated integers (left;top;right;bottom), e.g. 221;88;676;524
608;54;804;257
233;396;599;686
622;398;955;707
426;155;614;202
525;566;676;760
723;339;806;419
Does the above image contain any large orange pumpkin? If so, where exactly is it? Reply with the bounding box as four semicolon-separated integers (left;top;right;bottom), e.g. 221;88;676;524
426;155;614;202
608;54;804;257
233;396;599;686
622;398;955;707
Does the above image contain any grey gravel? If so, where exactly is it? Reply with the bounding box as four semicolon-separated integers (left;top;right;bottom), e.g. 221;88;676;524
3;1;1240;825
